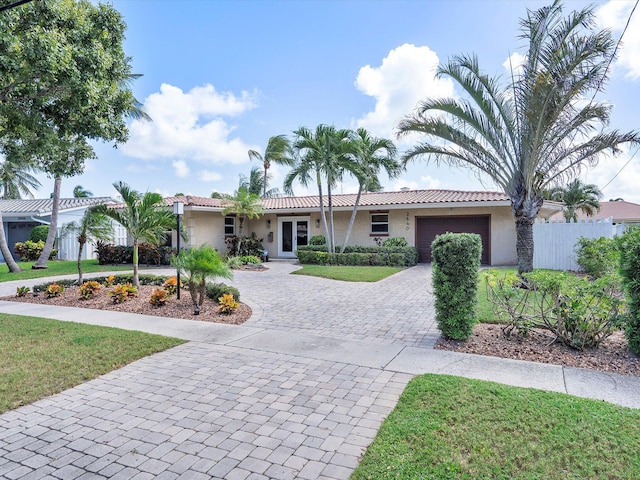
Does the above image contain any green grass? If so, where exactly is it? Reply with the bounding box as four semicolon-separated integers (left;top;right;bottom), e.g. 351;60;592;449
352;374;640;480
0;260;135;283
476;268;516;323
291;265;403;282
0;314;185;414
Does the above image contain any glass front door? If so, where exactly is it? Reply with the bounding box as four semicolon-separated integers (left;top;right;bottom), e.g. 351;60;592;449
278;217;310;257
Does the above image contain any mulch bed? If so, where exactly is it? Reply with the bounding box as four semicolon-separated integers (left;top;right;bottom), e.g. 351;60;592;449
436;323;640;376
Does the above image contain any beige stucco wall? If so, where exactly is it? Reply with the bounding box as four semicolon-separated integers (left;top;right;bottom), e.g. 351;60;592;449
174;210;228;253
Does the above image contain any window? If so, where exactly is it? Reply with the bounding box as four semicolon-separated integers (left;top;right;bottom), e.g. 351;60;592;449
224;216;235;236
371;213;389;235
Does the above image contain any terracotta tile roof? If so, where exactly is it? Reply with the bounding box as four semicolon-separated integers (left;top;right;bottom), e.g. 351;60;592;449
163;196;226;208
0;197;114;215
549;200;640;223
262;189;509;210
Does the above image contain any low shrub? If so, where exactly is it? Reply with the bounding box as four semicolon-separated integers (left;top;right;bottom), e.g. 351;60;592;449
79;281;102;299
431;233;481;340
108;283;138;303
224;232;264;257
162;276;181;295
619;227;640;354
218;293;239;314
575;236;619;278
150;288;169;306
15;286;30;297
309;235;326;246
95;241;173;265
29;225;49;243
206;282;240;302
383;237;408;247
46;282;65;298
239;255;261;264
14;240;57;262
485;270;624;350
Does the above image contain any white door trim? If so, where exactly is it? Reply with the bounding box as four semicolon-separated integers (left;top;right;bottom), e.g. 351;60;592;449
277;216;310;258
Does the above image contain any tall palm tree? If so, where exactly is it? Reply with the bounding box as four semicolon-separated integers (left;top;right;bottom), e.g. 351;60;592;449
340;128;401;253
398;1;639;274
248;134;293;198
221;185;264;255
545;179;602;222
73;185;93;198
61;206;113;283
285;125;352;253
94;181;176;287
239;166;281;198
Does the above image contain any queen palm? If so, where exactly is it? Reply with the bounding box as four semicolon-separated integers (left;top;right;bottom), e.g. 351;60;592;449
285;125;351;253
248;134;293;198
61;207;113;284
340;128;400;252
545;179;602;222
398;1;639;274
94;181;176;287
73;185;93;198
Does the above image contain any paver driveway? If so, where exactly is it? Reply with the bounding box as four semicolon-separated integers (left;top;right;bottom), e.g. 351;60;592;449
0;262;434;480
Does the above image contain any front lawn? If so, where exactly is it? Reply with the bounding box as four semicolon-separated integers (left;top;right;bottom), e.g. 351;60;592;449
0;259;136;283
292;265;403;282
352;374;640;480
0;314;185;414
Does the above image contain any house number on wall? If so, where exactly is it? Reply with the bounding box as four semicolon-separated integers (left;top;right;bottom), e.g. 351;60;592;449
406;212;410;231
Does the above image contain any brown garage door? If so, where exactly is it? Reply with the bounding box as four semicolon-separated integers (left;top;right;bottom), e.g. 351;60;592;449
416;216;490;264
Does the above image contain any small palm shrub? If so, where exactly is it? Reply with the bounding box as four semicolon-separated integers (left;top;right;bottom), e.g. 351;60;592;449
218;293;239;314
150;288;169;306
108;283;138;303
79;281;103;299
15;286;30;297
46;282;64;298
431;233;482;340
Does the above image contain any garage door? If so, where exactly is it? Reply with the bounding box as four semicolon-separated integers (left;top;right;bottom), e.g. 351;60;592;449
416;216;490;264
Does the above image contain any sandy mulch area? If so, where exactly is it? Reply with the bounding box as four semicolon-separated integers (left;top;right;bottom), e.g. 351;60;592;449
436;323;640;377
3;285;251;325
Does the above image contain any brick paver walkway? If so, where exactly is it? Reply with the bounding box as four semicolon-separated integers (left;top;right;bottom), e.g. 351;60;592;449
0;262;433;479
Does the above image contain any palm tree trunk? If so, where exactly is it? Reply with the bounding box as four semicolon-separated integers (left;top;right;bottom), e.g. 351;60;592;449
263;163;268;198
77;239;85;284
327;182;335;254
132;240;140;287
0;210;22;272
515;216;535;275
315;172;330;248
34;176;62;269
340;186;363;253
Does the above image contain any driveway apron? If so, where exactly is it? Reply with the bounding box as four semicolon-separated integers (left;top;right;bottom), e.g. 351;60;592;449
0;262;433;480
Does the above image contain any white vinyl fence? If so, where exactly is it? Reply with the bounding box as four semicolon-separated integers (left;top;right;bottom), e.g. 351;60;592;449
56;221;128;261
533;217;626;271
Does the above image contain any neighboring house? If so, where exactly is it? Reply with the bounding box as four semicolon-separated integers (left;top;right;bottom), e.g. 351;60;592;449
0;197;118;262
166;189;561;266
548;200;640;226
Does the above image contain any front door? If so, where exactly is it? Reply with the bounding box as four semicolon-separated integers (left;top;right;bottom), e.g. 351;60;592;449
278;217;310;258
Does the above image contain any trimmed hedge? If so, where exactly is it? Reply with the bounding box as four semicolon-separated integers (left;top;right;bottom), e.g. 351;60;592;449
33;273;170;291
619;227;640;354
29;225;49;243
431;232;482;340
96;242;173;265
297;244;419;267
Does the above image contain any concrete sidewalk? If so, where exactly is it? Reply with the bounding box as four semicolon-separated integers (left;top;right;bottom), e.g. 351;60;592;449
0;263;639;479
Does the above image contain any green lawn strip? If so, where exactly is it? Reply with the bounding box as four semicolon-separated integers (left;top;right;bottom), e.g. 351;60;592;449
291;265;403;282
352;374;640;480
0;314;185;414
0;260;136;283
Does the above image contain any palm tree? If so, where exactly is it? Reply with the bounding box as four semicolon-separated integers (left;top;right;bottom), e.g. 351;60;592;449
172;245;232;314
398;1;639;274
61;207;113;283
285;125;352;253
544;179;602;222
94;181;177;287
248;134;293;198
221;185;264;255
73;185;93;198
239;166;281;198
340;129;401;252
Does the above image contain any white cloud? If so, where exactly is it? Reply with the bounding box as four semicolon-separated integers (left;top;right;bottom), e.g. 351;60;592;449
502;52;526;77
199;170;223;182
354;43;455;140
597;1;640;79
582;145;640;204
172;160;190;178
123;83;259;163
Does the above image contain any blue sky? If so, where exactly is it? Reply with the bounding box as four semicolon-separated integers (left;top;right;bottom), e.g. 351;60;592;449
41;0;640;202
